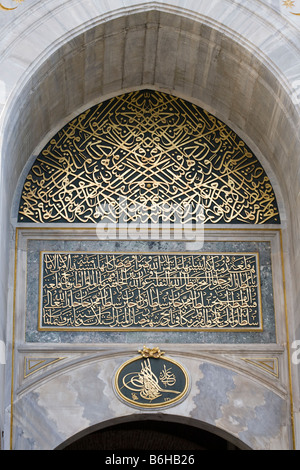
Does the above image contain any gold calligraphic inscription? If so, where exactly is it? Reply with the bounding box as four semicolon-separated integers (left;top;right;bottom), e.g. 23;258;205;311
19;90;280;224
115;352;189;408
38;251;263;331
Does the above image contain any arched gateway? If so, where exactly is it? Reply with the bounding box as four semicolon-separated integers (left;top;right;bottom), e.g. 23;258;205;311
2;2;299;451
10;89;291;450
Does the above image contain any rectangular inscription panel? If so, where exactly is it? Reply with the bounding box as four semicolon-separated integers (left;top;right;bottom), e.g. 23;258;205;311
38;252;262;331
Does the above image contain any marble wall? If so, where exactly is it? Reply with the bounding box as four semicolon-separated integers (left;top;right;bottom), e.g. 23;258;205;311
12;353;290;450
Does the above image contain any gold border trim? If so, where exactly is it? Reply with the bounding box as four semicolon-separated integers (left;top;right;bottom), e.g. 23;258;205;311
10;228;18;449
23;357;65;378
280;231;296;449
0;3;17;11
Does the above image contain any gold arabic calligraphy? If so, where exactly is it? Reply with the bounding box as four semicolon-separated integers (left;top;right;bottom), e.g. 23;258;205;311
122;358;180;402
19;90;279;225
39;252;262;331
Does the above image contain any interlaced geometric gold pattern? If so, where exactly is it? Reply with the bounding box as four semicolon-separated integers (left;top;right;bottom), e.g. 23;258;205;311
18;90;280;224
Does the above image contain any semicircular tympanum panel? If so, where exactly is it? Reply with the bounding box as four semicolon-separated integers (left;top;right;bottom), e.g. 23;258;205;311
18;90;280;225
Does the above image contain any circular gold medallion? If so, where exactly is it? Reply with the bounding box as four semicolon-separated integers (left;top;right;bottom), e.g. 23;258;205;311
115;353;189;409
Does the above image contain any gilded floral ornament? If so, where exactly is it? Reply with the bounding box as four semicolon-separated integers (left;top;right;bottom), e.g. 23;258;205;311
138;347;165;359
0;0;24;11
282;0;300;15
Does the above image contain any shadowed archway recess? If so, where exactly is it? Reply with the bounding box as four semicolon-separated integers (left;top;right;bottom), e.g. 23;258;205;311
18;90;280;226
58;419;246;451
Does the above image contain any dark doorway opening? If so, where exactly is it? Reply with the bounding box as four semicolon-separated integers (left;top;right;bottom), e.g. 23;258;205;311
62;419;240;450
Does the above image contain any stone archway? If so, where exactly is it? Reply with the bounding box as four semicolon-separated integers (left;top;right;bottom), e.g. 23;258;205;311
1;2;299;450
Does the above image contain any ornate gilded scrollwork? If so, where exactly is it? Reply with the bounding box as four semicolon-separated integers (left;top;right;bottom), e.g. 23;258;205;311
18;90;280;225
